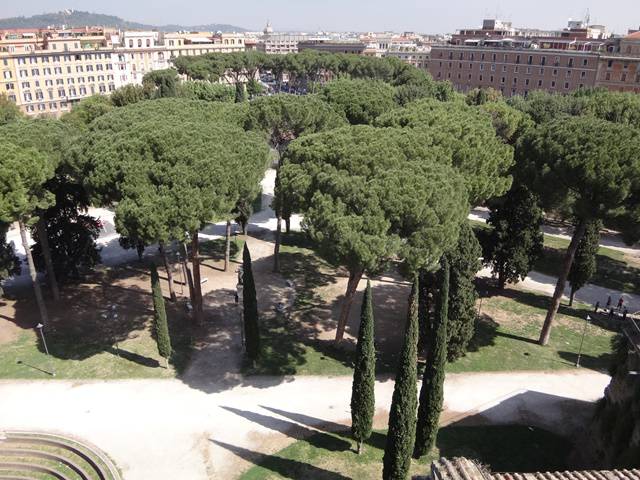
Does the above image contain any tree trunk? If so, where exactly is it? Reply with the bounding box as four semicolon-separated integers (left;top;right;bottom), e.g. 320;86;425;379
242;222;248;236
181;242;195;304
20;220;49;326
417;269;431;358
36;217;60;301
539;219;588;346
569;286;575;307
225;220;231;272
273;214;282;273
159;241;177;302
285;216;291;234
191;232;204;325
357;440;363;455
335;268;364;342
497;267;506;290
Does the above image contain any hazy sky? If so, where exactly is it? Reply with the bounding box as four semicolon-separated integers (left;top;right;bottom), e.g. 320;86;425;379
1;1;638;34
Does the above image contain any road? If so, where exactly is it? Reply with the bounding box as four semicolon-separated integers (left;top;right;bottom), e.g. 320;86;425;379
0;371;608;480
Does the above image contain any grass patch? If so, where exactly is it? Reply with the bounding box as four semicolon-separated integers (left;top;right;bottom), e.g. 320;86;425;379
239;425;572;479
448;288;616;373
249;233;616;376
200;237;244;262
534;235;640;295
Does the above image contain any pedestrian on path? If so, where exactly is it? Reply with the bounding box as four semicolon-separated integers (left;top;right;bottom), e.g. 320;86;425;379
609;308;615;319
623;307;628;321
618;297;624;312
606;296;612;309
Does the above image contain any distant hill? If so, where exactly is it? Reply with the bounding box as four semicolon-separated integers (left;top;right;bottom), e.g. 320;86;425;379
0;10;247;32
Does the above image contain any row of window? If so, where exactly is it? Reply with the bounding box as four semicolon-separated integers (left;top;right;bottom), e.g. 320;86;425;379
16;75;115;89
22;83;116;101
10;53;112;65
436;61;590;78
603;72;640;83
438;50;592;68
438;70;583;90
15;64;113;77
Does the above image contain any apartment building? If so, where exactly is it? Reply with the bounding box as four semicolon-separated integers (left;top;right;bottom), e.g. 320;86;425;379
0;27;247;116
428;18;640;97
429;44;599;96
596;32;640;93
298;40;367;55
385;46;431;70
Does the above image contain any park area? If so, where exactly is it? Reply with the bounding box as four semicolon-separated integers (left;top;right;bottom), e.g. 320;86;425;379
0;228;619;381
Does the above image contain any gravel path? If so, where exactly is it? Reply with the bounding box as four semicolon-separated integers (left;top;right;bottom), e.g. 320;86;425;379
0;370;608;480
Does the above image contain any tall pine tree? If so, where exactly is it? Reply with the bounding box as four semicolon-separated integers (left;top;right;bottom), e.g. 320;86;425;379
383;277;419;480
150;263;172;367
243;243;260;362
351;280;376;454
568;220;601;306
445;223;482;361
414;257;449;459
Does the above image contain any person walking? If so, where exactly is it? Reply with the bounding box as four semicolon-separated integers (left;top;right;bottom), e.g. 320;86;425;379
622;307;628;321
606;296;612;309
618;297;624;312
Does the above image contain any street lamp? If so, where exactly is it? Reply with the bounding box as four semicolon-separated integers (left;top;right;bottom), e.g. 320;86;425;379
35;323;55;376
576;314;591;368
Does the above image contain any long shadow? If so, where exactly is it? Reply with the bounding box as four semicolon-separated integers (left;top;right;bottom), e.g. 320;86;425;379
495;331;539;345
259;405;388;451
221;406;351;452
212;440;350;480
557;350;615;372
107;347;160;368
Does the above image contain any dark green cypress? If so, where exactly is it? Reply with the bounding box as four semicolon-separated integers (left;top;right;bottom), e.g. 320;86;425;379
243;243;260;361
351;280;376;454
150;263;172;365
414;257;449;459
383;276;419;480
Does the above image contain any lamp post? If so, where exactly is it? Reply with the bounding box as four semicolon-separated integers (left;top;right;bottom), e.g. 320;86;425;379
576;314;591;368
35;323;55;376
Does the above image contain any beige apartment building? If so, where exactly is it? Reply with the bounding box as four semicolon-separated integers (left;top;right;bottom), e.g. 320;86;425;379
0;27;247;116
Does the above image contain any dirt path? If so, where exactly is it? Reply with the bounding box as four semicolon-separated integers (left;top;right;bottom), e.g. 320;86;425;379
0;370;608;480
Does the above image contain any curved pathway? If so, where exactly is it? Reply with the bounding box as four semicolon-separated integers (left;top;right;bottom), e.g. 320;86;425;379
0;370;608;480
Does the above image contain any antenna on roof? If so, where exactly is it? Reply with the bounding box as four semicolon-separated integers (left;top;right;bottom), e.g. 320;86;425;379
585;8;591;26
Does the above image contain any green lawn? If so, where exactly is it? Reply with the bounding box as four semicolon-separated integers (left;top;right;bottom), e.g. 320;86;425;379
471;218;640;295
535;235;640;295
247;233;617;377
238;425;572;479
0;310;193;379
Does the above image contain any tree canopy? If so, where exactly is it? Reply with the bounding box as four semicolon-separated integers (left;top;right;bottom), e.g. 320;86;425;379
376;99;514;204
321;78;396;125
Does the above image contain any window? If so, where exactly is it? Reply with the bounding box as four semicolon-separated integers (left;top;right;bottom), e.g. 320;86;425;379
566;70;572;78
58;88;66;97
553;69;558;76
622;73;627;82
608;60;613;68
605;72;611;80
35;90;43;100
502;65;507;72
516;54;520;64
480;64;484;71
551;81;556;88
479;75;483;81
564;82;570;89
581;71;586;78
76;65;83;72
541;56;546;66
525;78;530;86
583;58;588;66
21;81;30;88
513;78;517;85
491;64;496;72
56;79;64;85
66;66;71;74
500;77;505;84
23;92;32;101
526;67;531;74
538;80;543;87
146;39;151;47
568;58;574;67
514;66;519;73
67;78;75;84
3;71;12;79
137;39;142;47
129;40;133;48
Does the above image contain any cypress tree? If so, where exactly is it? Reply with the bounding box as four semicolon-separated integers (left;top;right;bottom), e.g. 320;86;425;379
414;257;449;459
568;220;601;306
150;263;172;367
383;276;419;480
243;243;260;362
445;223;482;361
351;280;376;454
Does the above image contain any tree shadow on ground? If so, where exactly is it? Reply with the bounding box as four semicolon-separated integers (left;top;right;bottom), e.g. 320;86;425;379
556;350;615;372
3;256;194;374
221;406;352;452
212;440;350;480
